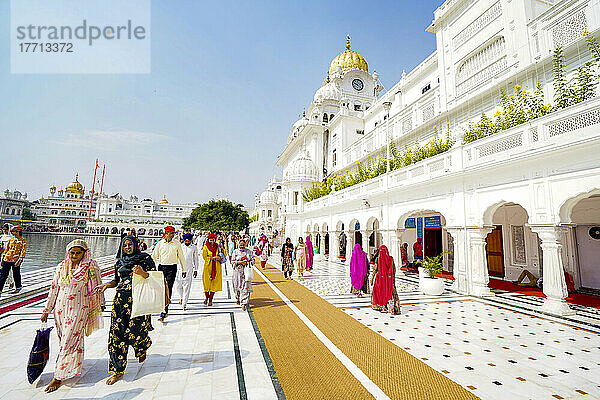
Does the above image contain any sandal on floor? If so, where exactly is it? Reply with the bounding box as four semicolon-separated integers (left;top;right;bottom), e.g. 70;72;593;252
106;373;123;385
44;378;62;393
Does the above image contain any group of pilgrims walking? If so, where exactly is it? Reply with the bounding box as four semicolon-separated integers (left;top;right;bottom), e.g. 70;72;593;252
280;236;314;279
33;225;403;393
345;242;402;315
38;227;260;392
280;236;401;316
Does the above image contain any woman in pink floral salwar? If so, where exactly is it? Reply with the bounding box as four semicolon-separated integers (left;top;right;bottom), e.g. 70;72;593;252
40;239;104;393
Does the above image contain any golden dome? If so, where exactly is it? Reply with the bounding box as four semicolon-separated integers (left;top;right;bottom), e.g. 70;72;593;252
159;195;168;204
65;174;84;194
328;35;368;75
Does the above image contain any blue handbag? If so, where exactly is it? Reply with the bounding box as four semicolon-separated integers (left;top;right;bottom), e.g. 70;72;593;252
27;325;53;383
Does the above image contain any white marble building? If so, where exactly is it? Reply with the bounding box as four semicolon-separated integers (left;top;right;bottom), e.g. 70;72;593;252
87;193;197;235
32;175;97;228
249;179;284;239
93;193;197;224
0;190;29;221
257;0;600;315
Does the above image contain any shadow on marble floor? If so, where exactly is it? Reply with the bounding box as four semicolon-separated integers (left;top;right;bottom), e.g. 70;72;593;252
66;388;144;400
250;296;297;309
31;350;250;390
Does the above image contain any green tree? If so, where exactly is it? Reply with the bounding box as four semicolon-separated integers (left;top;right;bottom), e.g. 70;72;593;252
183;200;249;231
22;208;36;221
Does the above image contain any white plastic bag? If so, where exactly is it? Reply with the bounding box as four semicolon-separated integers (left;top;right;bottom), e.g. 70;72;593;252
244;265;254;282
131;271;166;318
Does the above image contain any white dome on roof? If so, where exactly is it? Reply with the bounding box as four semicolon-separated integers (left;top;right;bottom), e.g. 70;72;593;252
259;189;277;204
314;82;341;104
287;116;309;144
285;154;318;182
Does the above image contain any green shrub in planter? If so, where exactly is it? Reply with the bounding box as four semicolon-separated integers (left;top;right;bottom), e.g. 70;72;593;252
422;251;451;278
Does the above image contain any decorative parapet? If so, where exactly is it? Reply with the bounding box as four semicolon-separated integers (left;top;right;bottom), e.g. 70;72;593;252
463;96;600;166
548;107;600;137
453;1;502;49
305;96;600;212
552;9;588;48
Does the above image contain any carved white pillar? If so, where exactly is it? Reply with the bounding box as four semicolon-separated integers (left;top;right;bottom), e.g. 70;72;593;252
467;227;495;297
529;225;575;316
390;232;400;264
360;229;368;251
333;231;341;259
343;230;352;259
446;227;466;293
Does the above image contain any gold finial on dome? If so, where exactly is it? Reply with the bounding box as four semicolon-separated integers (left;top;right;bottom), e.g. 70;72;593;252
328;35;368;75
302;109;306;118
65;173;84;194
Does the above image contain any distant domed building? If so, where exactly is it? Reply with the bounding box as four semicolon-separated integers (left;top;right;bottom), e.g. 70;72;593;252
32;174;97;229
249;179;283;240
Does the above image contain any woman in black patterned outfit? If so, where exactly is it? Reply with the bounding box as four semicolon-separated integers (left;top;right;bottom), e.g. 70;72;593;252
97;235;155;385
280;238;294;279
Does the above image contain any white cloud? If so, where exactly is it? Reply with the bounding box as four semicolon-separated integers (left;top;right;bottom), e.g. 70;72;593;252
57;130;168;151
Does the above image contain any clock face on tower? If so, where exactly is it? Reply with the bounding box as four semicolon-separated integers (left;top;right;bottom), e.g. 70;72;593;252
352;78;364;91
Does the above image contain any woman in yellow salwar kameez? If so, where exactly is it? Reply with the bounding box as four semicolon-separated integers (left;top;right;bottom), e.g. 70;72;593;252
202;233;224;306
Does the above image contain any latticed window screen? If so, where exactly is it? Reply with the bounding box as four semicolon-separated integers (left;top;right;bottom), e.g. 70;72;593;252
453;1;502;48
548;109;600;137
402;117;413;134
422;103;435;122
476;132;523;158
552;10;587;48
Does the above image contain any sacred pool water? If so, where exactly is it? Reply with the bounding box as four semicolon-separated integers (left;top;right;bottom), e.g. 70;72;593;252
20;234;122;272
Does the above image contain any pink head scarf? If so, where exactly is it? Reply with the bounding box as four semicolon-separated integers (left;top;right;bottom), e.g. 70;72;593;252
350;243;368;291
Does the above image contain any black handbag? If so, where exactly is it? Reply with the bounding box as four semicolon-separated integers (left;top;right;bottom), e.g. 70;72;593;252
27;325;53;383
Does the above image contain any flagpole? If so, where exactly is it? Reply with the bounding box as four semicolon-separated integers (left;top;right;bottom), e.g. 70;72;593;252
88;159;99;221
99;164;105;195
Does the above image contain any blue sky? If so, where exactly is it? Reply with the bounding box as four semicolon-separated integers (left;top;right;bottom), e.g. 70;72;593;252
0;0;444;207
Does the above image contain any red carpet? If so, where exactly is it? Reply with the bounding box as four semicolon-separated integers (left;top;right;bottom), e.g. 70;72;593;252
488;278;600;309
437;271;455;280
399;267;455;280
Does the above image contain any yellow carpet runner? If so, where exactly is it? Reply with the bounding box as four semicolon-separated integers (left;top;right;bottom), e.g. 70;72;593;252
251;263;479;400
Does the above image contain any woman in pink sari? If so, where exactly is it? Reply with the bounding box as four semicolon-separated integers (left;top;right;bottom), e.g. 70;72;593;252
350;243;369;297
371;245;401;314
40;239;104;392
305;236;314;271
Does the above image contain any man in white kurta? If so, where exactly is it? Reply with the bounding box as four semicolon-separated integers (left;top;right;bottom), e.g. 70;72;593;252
231;239;254;310
152;226;186;321
175;233;198;310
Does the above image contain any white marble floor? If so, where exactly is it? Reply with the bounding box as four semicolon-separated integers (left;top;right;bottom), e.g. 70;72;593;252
4;253;600;400
278;257;600;400
0;261;278;400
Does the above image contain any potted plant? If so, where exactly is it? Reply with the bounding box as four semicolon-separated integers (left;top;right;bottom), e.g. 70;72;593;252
418;253;448;295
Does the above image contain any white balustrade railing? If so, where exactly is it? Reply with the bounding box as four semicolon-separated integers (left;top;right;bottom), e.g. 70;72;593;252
304;96;600;213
